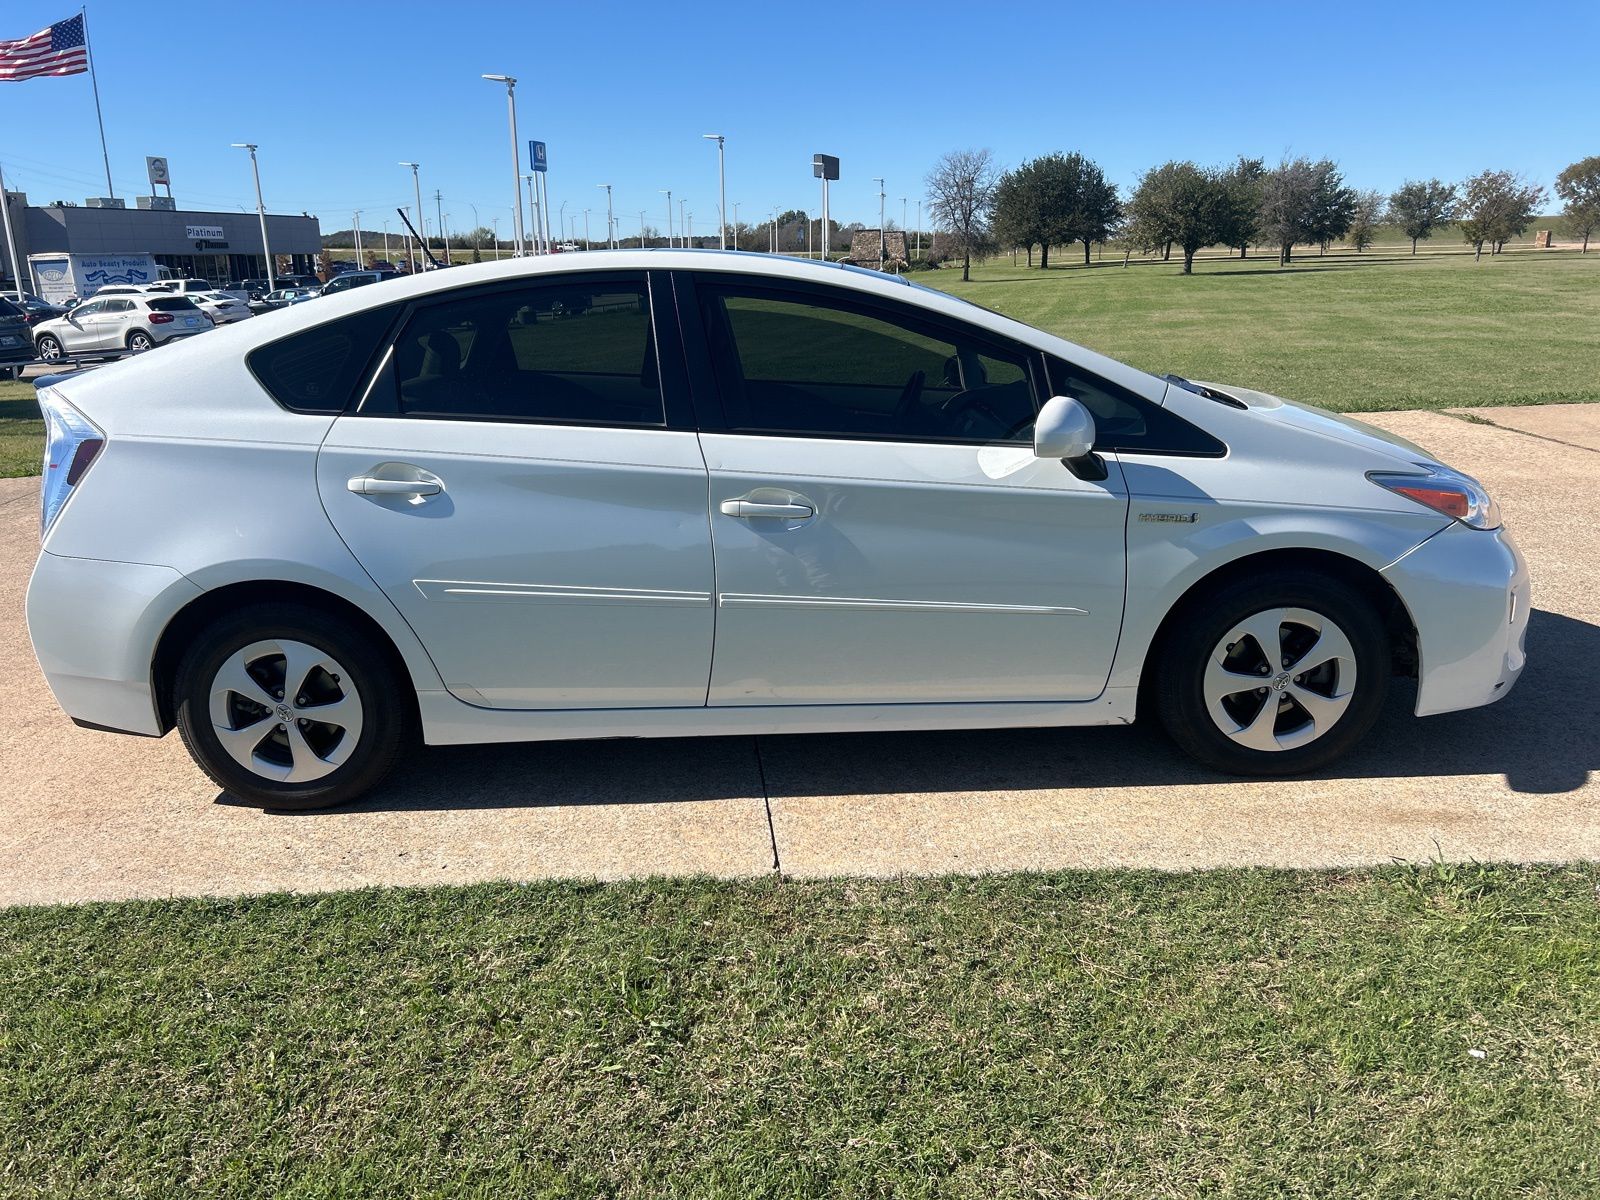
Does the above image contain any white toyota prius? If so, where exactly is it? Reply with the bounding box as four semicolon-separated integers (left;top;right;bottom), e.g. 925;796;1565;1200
27;251;1528;809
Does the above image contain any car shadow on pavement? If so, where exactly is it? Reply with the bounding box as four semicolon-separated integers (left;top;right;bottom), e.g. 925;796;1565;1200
261;608;1594;814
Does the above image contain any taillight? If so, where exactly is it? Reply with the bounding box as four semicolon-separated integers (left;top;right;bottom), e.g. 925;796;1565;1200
148;312;174;324
38;389;104;537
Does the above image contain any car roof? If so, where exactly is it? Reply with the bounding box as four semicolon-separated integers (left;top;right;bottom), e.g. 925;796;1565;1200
61;250;1168;412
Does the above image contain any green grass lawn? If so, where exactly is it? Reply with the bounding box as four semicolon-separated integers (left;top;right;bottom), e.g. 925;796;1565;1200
3;864;1596;1197
0;379;42;478
916;249;1600;413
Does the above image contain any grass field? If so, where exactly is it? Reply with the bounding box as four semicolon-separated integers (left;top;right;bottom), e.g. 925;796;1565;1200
0;382;43;479
3;863;1597;1197
917;248;1600;413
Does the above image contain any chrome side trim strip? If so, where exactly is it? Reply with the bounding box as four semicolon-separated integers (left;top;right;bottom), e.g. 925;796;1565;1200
717;592;1086;616
414;580;712;606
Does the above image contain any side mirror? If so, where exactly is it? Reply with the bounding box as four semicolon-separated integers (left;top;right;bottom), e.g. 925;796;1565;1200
1034;395;1107;481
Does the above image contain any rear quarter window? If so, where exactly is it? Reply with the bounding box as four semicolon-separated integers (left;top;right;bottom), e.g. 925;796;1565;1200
247;305;399;414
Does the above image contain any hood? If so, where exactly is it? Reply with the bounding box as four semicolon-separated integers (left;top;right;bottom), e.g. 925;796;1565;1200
1197;381;1438;465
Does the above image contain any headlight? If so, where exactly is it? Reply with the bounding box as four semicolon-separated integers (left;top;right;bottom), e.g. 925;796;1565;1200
1368;464;1501;530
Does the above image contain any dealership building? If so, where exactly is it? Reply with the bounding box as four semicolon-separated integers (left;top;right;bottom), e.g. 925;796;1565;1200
2;189;322;290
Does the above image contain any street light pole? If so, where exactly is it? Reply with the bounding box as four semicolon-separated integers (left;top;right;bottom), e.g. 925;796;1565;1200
638;210;647;247
559;200;568;249
525;175;539;254
481;74;525;255
680;199;687;247
597;183;614;249
434;189;445;265
874;177;886;264
231;143;275;291
583;209;591;248
702;133;726;249
400;162;426;269
916;199;922;259
352;210;362;268
659;190;673;248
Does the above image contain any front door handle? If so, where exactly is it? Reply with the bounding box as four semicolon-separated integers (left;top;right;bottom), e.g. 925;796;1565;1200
719;498;814;520
347;474;443;497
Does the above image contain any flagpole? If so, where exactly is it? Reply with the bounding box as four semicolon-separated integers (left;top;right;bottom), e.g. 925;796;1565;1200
79;7;115;200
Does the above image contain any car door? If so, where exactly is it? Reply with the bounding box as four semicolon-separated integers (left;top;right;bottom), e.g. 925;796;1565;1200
679;273;1130;706
314;270;716;710
99;298;136;346
59;301;106;351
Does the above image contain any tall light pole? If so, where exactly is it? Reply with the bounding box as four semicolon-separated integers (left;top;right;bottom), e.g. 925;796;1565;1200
481;74;525;254
638;210;648;247
583;209;591;248
352;210;362;268
400;162;426;269
597;183;614;249
492;217;500;259
434;189;445;265
916;199;922;259
659;189;673;248
874;177;886;265
534;173;547;254
702;133;726;249
383;219;390;261
230;143;275;291
680;199;687;247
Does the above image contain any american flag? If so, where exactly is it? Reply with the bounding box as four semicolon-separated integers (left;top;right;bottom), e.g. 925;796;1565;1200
0;15;89;82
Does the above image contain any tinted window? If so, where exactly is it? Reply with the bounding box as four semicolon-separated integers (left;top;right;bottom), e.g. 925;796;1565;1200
1045;355;1226;457
701;285;1035;444
248;304;399;414
72;302;103;318
104;299;134;313
391;279;663;426
0;297;21;318
147;297;200;312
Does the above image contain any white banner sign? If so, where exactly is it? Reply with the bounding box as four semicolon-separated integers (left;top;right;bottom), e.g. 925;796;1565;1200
185;224;224;241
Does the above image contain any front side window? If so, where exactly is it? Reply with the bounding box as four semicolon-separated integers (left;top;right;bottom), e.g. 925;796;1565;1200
700;285;1035;444
390;278;663;426
71;301;104;319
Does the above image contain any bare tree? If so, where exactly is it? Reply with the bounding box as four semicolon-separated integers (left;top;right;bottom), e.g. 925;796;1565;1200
926;148;999;282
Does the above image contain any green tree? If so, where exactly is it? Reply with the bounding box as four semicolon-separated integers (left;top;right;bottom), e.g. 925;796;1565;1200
1346;190;1385;252
1127;161;1226;274
1214;156;1265;258
1554;156;1600;253
1257;157;1352;264
1387;179;1457;254
1457;170;1547;260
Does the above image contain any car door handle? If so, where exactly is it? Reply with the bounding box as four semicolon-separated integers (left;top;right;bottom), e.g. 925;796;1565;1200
347;475;443;497
719;499;815;519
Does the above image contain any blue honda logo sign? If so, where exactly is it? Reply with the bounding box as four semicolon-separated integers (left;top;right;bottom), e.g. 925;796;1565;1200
528;140;548;173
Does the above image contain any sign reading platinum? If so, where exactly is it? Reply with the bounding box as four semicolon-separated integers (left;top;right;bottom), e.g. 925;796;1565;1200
184;225;224;241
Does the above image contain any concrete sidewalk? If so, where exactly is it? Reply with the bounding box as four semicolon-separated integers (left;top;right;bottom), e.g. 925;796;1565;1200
2;405;1596;905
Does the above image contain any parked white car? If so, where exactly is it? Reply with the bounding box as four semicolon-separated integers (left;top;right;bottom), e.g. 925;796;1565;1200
31;294;212;359
149;278;219;298
188;290;252;325
26;252;1528;809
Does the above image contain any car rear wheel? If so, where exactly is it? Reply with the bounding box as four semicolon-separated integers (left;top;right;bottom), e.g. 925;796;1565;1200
173;603;408;810
127;331;153;353
1153;571;1389;776
36;334;63;360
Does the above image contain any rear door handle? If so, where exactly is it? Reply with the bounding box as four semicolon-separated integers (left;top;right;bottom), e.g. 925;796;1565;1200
719;499;814;519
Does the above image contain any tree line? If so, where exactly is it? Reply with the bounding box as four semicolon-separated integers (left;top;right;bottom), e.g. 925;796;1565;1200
924;151;1600;280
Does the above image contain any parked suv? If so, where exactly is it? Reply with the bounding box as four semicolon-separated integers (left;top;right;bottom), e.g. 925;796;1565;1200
32;294;211;360
149;278;219;298
0;296;30;375
320;269;399;297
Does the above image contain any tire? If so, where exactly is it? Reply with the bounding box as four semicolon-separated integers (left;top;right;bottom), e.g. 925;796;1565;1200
1153;570;1389;776
173;602;408;810
36;334;63;361
127;330;153;353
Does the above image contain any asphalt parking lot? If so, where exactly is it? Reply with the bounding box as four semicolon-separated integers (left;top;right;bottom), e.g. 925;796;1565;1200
3;405;1597;906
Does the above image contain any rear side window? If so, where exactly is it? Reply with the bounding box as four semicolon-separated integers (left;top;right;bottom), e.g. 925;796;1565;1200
0;297;22;318
1045;355;1226;457
388;278;663;426
248;305;399;414
146;297;199;312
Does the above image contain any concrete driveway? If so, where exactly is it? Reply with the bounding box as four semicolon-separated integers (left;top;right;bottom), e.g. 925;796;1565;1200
3;405;1598;905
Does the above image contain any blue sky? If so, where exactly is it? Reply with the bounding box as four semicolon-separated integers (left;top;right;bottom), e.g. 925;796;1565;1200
2;0;1594;238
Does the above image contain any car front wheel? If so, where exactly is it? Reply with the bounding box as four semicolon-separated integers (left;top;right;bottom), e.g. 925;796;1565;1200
173;602;408;809
1153;571;1390;776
